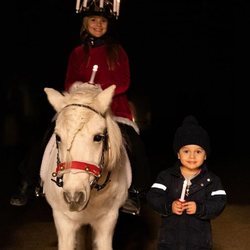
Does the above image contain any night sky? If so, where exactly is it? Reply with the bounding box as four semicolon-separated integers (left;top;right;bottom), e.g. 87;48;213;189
1;0;246;164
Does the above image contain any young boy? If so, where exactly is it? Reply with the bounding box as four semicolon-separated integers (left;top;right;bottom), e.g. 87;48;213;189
147;115;227;250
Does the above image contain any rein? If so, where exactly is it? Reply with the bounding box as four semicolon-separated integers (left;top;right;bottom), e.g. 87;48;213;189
51;103;111;191
64;103;105;118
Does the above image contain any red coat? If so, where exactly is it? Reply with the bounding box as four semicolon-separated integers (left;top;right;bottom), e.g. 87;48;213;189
64;44;133;121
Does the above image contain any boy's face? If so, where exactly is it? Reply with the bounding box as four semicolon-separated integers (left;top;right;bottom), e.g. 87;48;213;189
178;144;206;171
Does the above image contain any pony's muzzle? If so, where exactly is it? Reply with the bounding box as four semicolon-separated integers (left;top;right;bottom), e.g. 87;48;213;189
63;191;87;211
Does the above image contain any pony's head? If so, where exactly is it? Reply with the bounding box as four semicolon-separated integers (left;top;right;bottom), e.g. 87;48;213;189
44;82;123;211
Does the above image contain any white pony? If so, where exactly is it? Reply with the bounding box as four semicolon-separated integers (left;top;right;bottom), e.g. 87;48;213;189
40;82;131;250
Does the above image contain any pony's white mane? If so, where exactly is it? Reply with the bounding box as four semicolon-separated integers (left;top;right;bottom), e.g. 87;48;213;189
67;81;103;101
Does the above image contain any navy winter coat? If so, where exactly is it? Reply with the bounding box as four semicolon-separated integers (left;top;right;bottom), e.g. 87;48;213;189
146;163;227;250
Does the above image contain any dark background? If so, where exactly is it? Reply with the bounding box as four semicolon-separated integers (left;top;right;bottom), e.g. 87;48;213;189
1;0;248;202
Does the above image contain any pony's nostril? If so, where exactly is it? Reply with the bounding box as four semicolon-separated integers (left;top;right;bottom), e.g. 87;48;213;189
63;191;72;204
74;191;84;203
63;191;85;204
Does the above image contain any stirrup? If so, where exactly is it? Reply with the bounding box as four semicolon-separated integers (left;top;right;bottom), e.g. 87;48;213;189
35;180;45;197
35;185;45;197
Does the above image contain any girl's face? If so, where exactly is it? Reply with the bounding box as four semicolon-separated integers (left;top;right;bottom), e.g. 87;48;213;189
85;15;108;38
178;144;206;172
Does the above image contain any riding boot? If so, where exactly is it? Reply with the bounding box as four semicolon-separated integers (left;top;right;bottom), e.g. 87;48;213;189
10;120;54;206
117;123;151;216
10;145;42;206
120;186;141;216
10;180;36;206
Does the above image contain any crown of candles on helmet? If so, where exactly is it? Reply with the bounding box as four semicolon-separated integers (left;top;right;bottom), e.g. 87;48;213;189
75;0;121;19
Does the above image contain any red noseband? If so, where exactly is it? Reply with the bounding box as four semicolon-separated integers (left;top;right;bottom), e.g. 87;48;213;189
55;161;102;177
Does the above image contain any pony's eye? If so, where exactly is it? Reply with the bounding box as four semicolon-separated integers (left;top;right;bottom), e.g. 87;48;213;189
55;134;61;143
94;134;105;142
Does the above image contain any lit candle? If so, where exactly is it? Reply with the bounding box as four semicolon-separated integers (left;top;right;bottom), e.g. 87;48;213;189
113;0;117;13
83;0;88;8
89;65;98;84
179;179;187;202
100;0;104;8
76;0;81;12
117;0;120;16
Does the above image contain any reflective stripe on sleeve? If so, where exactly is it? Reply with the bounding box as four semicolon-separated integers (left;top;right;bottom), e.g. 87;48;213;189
151;183;167;191
211;190;226;196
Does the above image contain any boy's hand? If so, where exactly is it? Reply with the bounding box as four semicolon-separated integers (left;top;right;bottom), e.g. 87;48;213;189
182;201;197;214
172;200;185;215
172;200;197;215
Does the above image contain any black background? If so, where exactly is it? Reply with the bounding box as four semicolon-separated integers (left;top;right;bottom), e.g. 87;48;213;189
1;0;248;180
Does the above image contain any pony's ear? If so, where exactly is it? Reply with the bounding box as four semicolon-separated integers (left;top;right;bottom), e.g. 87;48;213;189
44;87;67;112
95;85;116;114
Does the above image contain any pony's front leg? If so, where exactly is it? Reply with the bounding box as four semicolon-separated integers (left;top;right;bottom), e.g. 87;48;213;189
92;211;119;250
53;210;79;250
